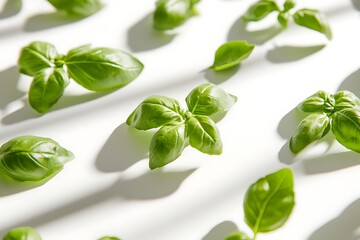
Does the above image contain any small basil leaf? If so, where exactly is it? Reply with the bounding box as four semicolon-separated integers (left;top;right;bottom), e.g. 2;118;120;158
18;41;58;76
289;113;330;154
153;0;197;30
65;45;143;92
187;115;222;155
298;90;334;114
28;68;69;113
0;136;74;183
185;83;237;122
293;9;332;40
149;124;186;170
126;96;185;130
98;237;121;240
283;0;296;12
334;90;360;112
3;227;42;240
244;168;295;234
242;0;280;22
277;12;290;27
210;40;255;71
332;108;360;153
225;231;251;240
47;0;103;17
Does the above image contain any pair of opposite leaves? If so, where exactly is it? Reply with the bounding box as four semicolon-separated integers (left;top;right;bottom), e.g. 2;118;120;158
2;168;295;240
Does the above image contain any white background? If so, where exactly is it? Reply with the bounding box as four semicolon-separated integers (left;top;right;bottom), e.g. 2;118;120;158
0;0;360;239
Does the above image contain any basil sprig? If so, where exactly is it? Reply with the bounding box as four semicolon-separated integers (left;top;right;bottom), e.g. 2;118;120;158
47;0;103;17
126;83;237;169
153;0;201;30
290;90;360;154
18;41;143;113
243;0;332;40
225;168;295;240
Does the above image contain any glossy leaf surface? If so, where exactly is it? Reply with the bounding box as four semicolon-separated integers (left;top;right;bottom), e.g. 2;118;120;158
0;136;74;183
3;227;42;240
298;90;334;114
242;0;279;22
47;0;103;17
334;90;360;112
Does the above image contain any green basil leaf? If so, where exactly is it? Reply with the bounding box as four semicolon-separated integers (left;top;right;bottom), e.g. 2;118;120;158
98;237;121;240
0;136;74;183
47;0;103;17
289;113;330;154
187;115;222;155
65;45;143;92
149;124;186;170
334;90;360;112
210;41;255;71
332;108;360;153
283;0;296;12
153;0;196;30
244;168;295;235
3;227;42;240
277;12;290;27
28;68;69;113
18;41;58;76
242;0;280;22
185;83;237;122
225;231;251;240
293;9;332;40
298;90;334;114
126;96;185;130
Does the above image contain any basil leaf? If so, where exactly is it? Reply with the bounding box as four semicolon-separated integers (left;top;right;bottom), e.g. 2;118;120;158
210;41;255;71
28;68;69;113
187;115;222;155
18;41;58;76
65;45;143;92
293;9;332;40
334;90;360;112
225;231;251;240
244;168;295;235
298;90;334;114
3;227;42;240
126;96;185;130
149;124;186;170
0;136;74;183
153;0;197;30
98;237;121;240
277;12;290;27
47;0;103;17
289;113;330;154
242;0;280;22
283;0;296;12
185;83;237;122
332;108;360;153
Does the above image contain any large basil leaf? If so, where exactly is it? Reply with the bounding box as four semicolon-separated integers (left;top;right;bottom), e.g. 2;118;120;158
28;68;69;113
126;96;185;130
65;45;143;91
3;227;42;240
187;115;222;155
225;232;251;240
333;90;360;112
18;41;58;76
293;9;332;40
149;124;186;170
244;168;295;234
290;113;330;154
242;0;279;22
185;83;237;122
0;136;74;183
298;90;334;114
153;0;197;30
47;0;103;17
210;41;255;72
332;108;360;153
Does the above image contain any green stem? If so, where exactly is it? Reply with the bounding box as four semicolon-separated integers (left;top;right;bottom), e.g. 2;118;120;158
253;233;257;240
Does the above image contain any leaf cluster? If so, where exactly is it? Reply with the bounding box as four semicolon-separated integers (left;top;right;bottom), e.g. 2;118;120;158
126;83;237;169
290;90;360;154
18;41;143;113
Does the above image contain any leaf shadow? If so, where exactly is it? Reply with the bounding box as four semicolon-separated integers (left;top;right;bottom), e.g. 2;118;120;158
351;0;360;11
0;66;24;111
266;45;325;63
308;198;360;240
0;169;195;234
24;12;83;32
202;66;240;84
96;123;154;172
127;13;176;52
0;175;43;197
202;221;239;240
337;68;360;96
227;17;282;45
0;0;22;19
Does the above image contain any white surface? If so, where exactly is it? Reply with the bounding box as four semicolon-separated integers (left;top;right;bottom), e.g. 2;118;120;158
0;0;360;239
